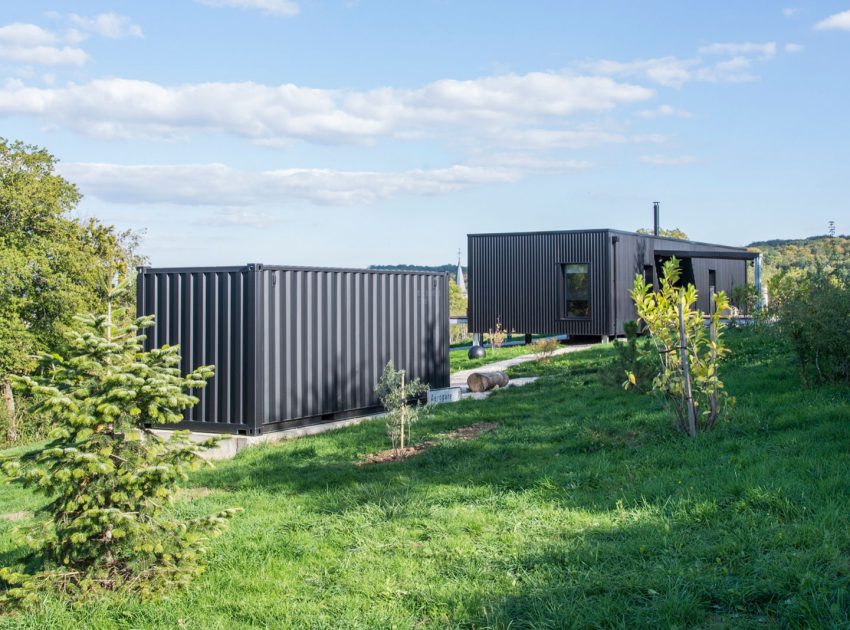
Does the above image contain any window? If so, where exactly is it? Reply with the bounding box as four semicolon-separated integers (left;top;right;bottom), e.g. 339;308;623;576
564;263;590;318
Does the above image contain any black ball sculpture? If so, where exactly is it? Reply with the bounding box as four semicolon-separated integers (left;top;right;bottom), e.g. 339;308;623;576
467;345;486;359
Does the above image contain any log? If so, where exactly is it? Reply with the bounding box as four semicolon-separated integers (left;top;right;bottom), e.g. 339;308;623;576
467;371;509;393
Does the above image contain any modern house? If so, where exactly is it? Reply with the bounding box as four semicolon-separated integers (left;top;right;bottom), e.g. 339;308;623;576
137;264;450;435
467;228;759;341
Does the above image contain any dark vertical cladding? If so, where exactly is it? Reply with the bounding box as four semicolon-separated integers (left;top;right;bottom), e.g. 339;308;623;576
137;265;449;434
469;229;751;338
137;267;254;430
468;230;611;336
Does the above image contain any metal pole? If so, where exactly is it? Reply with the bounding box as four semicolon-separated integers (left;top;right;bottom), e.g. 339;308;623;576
653;201;660;237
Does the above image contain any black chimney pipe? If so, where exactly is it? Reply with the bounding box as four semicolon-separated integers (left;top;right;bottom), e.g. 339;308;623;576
653;201;660;236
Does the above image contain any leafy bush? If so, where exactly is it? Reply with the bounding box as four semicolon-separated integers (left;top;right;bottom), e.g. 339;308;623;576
606;321;657;392
0;280;240;607
532;338;559;363
730;284;759;315
775;265;850;385
375;362;429;455
630;258;732;436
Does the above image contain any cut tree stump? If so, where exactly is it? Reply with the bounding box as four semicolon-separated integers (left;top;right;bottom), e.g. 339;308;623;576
467;371;509;393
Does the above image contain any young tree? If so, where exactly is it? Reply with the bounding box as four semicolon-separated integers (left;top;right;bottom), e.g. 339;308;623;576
488;316;509;356
375;362;429;456
629;258;731;435
0;278;239;606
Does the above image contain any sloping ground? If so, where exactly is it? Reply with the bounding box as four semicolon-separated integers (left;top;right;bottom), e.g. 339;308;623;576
1;330;849;628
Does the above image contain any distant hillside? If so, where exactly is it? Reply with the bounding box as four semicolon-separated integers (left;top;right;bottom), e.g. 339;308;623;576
748;235;850;277
368;264;466;273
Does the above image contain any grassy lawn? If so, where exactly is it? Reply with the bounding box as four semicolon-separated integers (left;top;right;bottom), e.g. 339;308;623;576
450;342;539;372
1;328;849;627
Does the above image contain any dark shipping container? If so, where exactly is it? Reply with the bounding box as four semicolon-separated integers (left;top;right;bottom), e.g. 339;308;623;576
468;229;757;338
137;264;450;435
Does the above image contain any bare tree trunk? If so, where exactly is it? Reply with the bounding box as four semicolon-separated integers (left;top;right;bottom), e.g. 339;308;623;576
678;299;697;438
2;381;16;443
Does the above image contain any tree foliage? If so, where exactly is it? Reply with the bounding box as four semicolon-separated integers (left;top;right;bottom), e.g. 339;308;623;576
773;264;850;386
0;279;239;607
630;258;731;435
749;234;850;281
636;227;689;240
449;277;468;316
0;138;144;439
375;362;429;455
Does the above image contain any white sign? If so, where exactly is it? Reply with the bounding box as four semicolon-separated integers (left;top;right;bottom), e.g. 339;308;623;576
428;387;462;405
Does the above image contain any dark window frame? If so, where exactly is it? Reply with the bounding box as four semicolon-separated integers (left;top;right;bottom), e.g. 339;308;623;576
557;261;592;321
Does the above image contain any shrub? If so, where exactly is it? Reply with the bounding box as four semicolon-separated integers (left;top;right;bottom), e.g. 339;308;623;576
607;320;657;392
775;265;850;385
375;362;429;455
0;279;240;607
730;284;759;315
488;317;510;355
532;338;560;363
630;258;732;436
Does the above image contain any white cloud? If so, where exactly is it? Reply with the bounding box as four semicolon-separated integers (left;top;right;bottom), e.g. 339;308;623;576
584;41;781;88
0;72;654;144
815;9;850;31
58;161;525;206
698;42;777;57
640;154;698;166
195;0;300;17
784;43;804;53
68;13;143;39
637;104;692;119
0;22;88;65
198;208;280;227
783;8;799;17
579;56;696;88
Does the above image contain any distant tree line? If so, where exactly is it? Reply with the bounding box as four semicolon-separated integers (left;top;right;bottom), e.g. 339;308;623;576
369;263;467;274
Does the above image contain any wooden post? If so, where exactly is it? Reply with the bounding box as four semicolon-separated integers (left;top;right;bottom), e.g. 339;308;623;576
708;290;718;427
399;371;405;452
678;298;697;437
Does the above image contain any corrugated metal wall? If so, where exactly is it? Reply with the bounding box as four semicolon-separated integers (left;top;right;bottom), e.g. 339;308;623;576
137;267;255;431
255;267;449;432
469;230;750;338
137;265;449;434
611;234;748;334
468;230;611;336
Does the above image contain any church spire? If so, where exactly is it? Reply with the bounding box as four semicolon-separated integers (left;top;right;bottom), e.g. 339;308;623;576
456;248;467;297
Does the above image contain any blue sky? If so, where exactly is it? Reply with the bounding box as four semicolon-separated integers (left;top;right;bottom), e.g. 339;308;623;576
1;1;849;267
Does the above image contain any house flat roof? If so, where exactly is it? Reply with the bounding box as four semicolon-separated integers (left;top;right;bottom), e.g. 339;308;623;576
467;228;751;252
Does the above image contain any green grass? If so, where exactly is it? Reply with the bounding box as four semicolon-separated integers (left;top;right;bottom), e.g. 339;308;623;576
2;328;850;628
450;342;539;372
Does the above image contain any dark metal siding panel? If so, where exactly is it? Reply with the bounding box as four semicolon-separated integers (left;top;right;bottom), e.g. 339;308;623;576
256;268;449;431
608;233;751;333
468;231;611;336
137;266;449;434
136;268;255;431
469;230;752;337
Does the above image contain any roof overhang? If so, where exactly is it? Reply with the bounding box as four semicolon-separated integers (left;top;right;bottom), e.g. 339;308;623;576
654;249;759;261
